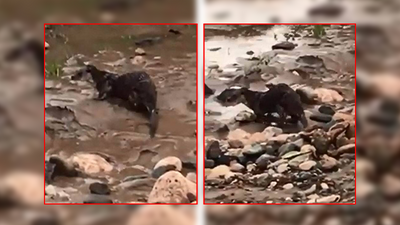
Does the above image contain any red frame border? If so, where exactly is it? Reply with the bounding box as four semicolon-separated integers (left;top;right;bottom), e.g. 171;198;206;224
44;23;198;205
203;23;357;205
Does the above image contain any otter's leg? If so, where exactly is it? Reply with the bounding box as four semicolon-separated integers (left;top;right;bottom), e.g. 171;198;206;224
96;80;112;100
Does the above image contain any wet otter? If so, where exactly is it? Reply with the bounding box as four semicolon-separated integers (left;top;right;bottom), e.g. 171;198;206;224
216;83;308;127
73;65;158;137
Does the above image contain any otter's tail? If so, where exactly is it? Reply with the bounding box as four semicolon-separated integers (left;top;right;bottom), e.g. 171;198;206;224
149;109;159;138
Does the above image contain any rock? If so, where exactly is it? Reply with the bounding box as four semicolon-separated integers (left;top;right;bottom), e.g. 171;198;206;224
206;165;235;181
250;174;271;186
208;64;219;70
230;162;245;173
152;156;182;178
227;129;251;145
320;155;338;171
281;151;303;160
312;130;331;155
118;177;155;190
246;51;254;55
298;160;317;171
242;144;266;157
256;154;276;169
319;105;335;115
320;183;329;190
272;41;297;50
89;182;111;195
0;171;43;206
315;195;341;203
126;205;194;225
148;171;196;203
83;194;113;204
135;48;146;55
296;87;318;104
314;88;344;103
300;144;316;154
235;111;256;122
206;141;221;160
310;113;332;123
205;159;215;168
228;139;244;148
69;153;113;175
45;42;50;49
131;55;146;66
276;163;289;173
186;173;197;183
331;144;355;157
288;154;310;167
278;143;299;156
283;183;294;190
262;126;283;139
248;132;267;144
333;112;354;122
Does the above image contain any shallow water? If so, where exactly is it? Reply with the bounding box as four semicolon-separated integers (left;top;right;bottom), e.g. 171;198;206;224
45;25;197;203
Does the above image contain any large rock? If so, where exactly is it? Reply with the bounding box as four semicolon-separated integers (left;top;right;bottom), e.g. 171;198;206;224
148;171;196;203
314;88;344;103
206;165;235;181
69;153;114;175
152;156;182;178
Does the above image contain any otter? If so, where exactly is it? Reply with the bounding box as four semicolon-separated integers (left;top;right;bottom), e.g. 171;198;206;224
73;65;158;138
216;83;308;127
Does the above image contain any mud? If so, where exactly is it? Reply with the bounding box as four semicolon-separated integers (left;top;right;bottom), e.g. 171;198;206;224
45;25;197;203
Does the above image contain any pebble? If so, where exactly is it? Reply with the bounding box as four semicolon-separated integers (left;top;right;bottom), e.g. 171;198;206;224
230;162;245;173
320;155;339;171
272;41;297;50
135;48;146;55
83;194;113;204
277;163;289;173
282;183;294;190
89;182;111;195
319;105;336;115
298;160;317;171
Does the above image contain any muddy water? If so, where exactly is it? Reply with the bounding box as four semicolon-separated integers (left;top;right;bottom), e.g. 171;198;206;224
45;25;197;203
204;25;355;203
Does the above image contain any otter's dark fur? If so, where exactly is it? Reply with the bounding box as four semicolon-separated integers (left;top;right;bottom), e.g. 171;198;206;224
216;83;307;127
73;65;158;137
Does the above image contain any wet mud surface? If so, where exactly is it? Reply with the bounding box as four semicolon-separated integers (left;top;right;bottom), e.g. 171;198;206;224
204;25;355;203
45;25;197;203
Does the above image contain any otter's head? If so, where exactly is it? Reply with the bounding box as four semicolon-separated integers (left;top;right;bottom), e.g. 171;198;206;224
215;87;246;106
72;65;102;82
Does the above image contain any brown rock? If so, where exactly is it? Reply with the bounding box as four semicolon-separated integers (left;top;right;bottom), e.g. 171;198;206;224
148;171;196;203
69;153;113;175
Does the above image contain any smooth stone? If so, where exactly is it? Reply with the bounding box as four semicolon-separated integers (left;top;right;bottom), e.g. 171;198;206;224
276;163;289;173
278;143;299;156
89;182;111;195
310;113;333;123
288;154;310;167
272;41;297;50
319;105;335;115
299;160;317;171
206;141;222;160
152;156;183;178
230;163;245;173
283;183;294;190
256;154;276;169
204;159;215;168
320;155;338;171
